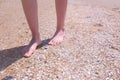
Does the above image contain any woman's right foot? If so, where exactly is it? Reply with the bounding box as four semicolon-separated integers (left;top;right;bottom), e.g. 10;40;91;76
22;38;41;58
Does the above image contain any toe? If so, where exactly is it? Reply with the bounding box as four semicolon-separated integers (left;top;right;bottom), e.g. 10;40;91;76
48;40;54;45
23;52;30;58
23;51;33;58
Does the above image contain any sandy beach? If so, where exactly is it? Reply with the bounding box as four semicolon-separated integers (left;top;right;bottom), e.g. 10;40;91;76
69;0;120;8
0;0;120;80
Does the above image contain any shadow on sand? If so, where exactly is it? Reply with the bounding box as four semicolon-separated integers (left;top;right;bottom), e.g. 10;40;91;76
2;76;15;80
0;39;50;72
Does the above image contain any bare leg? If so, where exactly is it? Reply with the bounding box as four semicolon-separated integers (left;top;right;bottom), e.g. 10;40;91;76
48;0;67;45
21;0;41;58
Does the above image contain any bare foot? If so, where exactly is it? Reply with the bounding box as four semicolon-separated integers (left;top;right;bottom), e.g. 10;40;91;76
22;38;41;58
48;29;65;45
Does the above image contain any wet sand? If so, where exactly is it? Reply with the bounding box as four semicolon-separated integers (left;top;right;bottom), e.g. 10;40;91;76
0;0;120;80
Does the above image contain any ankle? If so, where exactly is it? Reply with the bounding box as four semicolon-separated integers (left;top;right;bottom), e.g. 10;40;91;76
32;37;41;42
56;28;65;32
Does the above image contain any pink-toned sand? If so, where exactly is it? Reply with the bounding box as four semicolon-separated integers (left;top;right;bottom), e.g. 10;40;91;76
69;0;120;9
0;0;120;80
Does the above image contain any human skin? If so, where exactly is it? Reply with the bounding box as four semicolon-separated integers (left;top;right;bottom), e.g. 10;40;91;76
21;0;67;57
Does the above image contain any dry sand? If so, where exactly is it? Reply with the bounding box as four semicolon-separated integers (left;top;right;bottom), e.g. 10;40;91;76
0;0;120;80
69;0;120;9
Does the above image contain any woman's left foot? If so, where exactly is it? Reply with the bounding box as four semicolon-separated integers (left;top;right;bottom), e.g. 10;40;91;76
48;29;65;45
